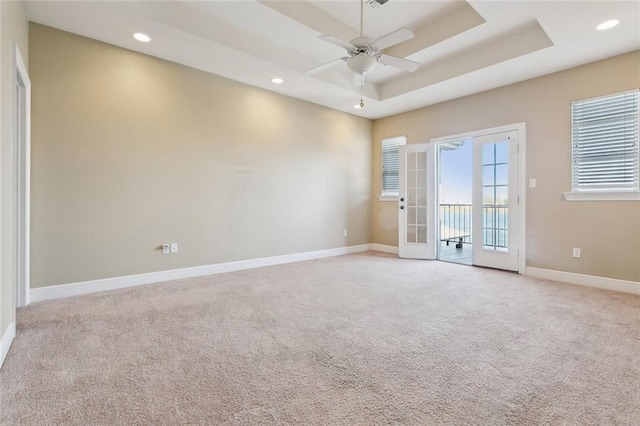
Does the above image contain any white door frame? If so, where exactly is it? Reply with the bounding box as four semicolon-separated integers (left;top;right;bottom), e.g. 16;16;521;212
15;44;31;308
430;123;526;274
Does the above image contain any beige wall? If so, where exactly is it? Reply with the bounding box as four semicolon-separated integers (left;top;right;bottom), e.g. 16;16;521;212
29;24;372;288
372;51;640;282
23;23;640;292
1;1;28;346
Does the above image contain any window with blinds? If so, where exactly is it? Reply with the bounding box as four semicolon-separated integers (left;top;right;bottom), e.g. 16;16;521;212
571;90;639;192
381;136;406;196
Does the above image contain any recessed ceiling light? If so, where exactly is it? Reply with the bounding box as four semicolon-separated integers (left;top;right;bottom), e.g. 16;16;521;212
271;77;284;84
133;32;151;42
596;19;619;31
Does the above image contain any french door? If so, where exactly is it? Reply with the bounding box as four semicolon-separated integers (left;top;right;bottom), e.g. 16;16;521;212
398;126;522;270
472;131;519;271
398;143;436;259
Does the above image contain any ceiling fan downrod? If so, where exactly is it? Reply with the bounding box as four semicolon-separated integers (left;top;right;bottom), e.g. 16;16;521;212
360;0;364;37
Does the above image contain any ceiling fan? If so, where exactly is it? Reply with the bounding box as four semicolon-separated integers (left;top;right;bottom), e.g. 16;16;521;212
306;0;419;88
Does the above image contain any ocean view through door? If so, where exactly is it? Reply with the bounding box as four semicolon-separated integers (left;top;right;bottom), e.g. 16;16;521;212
437;139;473;265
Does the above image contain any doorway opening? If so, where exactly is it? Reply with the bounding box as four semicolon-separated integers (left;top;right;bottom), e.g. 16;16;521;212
437;139;472;265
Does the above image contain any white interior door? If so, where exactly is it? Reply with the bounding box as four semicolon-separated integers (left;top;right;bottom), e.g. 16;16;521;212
398;143;436;259
472;131;519;271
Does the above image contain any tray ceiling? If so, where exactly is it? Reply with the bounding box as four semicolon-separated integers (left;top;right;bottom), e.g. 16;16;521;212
25;1;640;119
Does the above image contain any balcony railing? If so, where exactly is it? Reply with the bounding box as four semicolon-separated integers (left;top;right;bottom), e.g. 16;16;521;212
440;204;472;247
439;204;508;249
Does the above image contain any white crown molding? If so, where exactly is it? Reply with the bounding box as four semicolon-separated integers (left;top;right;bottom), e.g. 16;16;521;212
526;267;640;295
30;244;374;303
1;322;16;369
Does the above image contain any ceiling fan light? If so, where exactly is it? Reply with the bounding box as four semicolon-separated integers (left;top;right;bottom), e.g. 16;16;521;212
347;54;378;75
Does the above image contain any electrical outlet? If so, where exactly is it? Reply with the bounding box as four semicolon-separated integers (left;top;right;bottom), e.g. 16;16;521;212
529;178;537;188
572;248;581;258
343;229;348;237
170;243;178;254
162;244;170;255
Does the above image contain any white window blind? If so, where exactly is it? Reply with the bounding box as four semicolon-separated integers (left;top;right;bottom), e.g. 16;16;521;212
381;136;406;196
571;90;639;192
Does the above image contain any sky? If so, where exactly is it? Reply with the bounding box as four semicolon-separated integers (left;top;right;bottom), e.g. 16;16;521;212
439;139;472;204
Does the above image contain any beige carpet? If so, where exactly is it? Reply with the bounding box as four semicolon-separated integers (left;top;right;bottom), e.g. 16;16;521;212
2;252;640;425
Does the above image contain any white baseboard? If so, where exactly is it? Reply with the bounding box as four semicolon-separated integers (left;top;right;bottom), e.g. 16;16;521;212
526;267;640;295
30;244;373;303
1;322;16;368
370;243;398;255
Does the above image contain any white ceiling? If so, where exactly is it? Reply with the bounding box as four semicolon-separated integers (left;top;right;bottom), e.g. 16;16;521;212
25;0;640;119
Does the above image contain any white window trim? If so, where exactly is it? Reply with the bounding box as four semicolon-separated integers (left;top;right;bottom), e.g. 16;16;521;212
569;89;639;199
563;191;640;201
378;195;400;202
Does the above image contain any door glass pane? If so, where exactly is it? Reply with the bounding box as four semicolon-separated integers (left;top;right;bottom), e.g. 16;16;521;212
496;229;508;248
484;208;494;228
484;229;493;246
417;226;427;243
482;187;495;205
407;207;416;225
482;144;494;165
417;152;426;170
495;164;508;185
417;207;426;224
496;142;509;164
407;170;417;189
407;226;417;243
496;186;508;205
482;142;509;252
483;165;495;185
407;152;417;170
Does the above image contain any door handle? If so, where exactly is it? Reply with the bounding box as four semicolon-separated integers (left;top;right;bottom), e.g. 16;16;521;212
400;197;405;202
400;205;405;210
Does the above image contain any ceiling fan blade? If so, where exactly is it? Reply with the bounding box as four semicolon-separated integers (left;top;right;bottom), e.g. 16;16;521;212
306;57;348;74
370;28;414;51
318;35;357;52
378;54;419;72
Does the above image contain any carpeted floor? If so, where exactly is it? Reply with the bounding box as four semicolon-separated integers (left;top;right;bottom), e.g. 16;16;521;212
1;252;640;425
